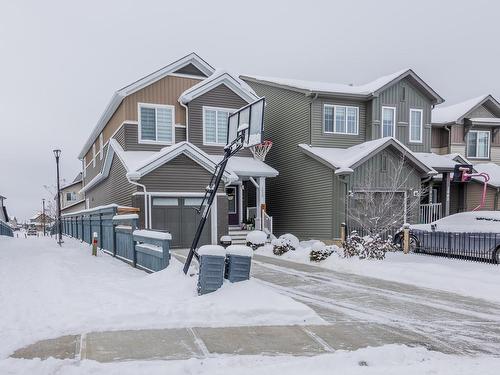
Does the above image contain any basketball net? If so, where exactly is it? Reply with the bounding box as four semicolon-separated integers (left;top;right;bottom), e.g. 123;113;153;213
250;140;272;161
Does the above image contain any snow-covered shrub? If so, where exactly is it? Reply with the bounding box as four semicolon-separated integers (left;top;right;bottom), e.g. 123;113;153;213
342;231;395;260
309;241;333;262
271;233;300;255
246;230;267;250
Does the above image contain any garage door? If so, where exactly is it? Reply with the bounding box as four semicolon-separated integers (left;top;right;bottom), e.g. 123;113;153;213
151;197;211;248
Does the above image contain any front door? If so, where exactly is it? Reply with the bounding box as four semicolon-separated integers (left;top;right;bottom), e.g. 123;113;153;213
226;186;239;226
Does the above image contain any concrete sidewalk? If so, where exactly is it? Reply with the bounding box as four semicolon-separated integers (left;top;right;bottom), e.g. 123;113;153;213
11;323;430;362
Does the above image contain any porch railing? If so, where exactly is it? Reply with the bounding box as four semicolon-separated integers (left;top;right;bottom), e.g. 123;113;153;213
419;203;442;224
262;211;273;236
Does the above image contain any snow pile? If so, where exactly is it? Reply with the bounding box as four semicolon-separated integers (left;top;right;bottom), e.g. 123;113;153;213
226;245;253;257
246;230;267;249
133;229;172;240
2;343;500;374
271;233;300;255
309;241;333;262
198;245;226;256
0;236;322;359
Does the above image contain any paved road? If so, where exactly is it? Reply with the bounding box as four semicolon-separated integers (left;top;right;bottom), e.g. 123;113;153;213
247;254;500;356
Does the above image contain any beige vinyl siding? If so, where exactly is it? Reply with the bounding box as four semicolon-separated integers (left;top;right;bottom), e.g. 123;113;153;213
138;154;224;193
84;75;201;161
371;78;433;152
431;146;449;155
466;182;499;211
86;154;137;208
490;146;500;164
187;84;252;156
311;97;366;148
450;144;466;156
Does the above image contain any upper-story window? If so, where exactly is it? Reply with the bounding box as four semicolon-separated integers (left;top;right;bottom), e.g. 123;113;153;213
467;130;490;159
324;105;359;135
203;106;232;146
409;109;423;143
66;192;77;202
138;103;174;144
99;133;104;160
381;107;396;137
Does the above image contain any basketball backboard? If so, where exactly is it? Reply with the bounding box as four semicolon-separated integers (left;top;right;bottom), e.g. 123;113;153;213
453;164;473;182
227;97;265;148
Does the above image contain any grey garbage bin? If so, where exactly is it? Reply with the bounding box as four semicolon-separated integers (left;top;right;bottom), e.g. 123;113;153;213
197;245;226;295
225;245;253;282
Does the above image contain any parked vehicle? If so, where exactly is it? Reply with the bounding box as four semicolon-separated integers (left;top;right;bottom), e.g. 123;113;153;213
27;226;38;236
393;212;500;263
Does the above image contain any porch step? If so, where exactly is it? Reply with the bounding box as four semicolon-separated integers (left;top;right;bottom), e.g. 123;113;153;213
228;227;251;245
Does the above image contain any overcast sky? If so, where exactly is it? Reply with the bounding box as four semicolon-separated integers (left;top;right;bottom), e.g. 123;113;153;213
1;0;499;220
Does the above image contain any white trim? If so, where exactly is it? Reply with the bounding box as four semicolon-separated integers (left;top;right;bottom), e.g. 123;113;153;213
92;144;96;167
138;102;175;145
238;184;243;225
174;124;186;128
467;130;491;159
323;104;359;135
202;106;234;146
169;72;207;80
409;108;424;143
211;196;217;245
381;106;397;138
99;133;104;160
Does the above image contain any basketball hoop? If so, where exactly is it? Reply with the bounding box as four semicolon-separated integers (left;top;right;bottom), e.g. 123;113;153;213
250;140;272;161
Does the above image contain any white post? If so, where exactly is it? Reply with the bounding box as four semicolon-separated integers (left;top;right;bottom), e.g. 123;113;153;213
238;183;243;225
445;172;450;217
259;177;266;231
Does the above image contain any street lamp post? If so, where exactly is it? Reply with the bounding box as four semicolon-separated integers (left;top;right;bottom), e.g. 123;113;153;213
42;198;46;236
53;149;63;245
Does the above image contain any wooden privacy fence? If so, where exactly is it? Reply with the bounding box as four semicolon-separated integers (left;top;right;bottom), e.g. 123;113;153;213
61;205;171;272
0;220;13;237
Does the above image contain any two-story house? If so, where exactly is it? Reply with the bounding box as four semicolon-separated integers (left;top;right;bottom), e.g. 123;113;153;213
77;53;277;248
430;95;500;212
241;69;445;240
60;172;85;214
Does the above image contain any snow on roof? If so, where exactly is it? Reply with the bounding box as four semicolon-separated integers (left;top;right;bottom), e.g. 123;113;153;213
431;95;489;124
469;117;500;123
413;152;458;171
179;70;259;104
210;155;278;177
299;137;436;175
472;163;500;188
242;69;443;103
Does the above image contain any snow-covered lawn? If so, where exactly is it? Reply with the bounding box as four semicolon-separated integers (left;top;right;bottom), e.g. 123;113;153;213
1;344;499;375
0;235;321;359
256;242;500;303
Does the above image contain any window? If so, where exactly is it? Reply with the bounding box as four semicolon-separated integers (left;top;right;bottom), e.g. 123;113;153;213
99;133;104;160
226;187;237;214
184;197;205;206
323;105;359;135
467;130;490;159
203;107;232;145
92;144;96;167
409;109;423;143
381;107;396;137
152;197;179;206
66;192;77;202
138;103;174;144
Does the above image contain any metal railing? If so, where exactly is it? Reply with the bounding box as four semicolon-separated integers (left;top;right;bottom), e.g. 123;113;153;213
0;220;13;237
412;229;500;264
419;203;442;224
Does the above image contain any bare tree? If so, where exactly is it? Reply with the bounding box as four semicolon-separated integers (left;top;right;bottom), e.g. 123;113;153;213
346;153;428;237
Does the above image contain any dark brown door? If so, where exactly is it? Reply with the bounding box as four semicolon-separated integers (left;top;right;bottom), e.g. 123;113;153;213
226;187;239;226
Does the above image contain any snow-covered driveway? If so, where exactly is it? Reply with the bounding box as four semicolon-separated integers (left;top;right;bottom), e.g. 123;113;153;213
248;254;500;355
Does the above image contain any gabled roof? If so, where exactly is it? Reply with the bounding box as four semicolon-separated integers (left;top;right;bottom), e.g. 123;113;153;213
61;172;83;190
472;163;500;188
241;68;444;104
78;53;215;159
179;70;259;105
413;152;467;172
299;137;436;176
432;94;500;125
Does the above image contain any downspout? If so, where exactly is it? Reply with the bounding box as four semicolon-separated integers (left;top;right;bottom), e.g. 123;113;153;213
444;125;451;153
308;93;319;145
127;177;149;229
179;100;189;142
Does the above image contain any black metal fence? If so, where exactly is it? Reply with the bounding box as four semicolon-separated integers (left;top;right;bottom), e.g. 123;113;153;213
412;229;500;265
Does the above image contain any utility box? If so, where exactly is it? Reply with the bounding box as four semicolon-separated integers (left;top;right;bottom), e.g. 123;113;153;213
225;245;253;282
197;245;226;295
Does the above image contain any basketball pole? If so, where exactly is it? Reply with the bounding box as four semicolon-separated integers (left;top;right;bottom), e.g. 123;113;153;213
183;134;244;274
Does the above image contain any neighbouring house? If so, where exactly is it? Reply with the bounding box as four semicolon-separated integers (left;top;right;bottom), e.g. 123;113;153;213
241;69;443;240
30;212;54;232
428;95;500;215
0;195;8;223
60;172;85;214
77;53;277;248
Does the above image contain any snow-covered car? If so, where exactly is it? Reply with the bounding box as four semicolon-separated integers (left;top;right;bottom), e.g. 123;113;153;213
394;212;500;263
27;227;38;236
